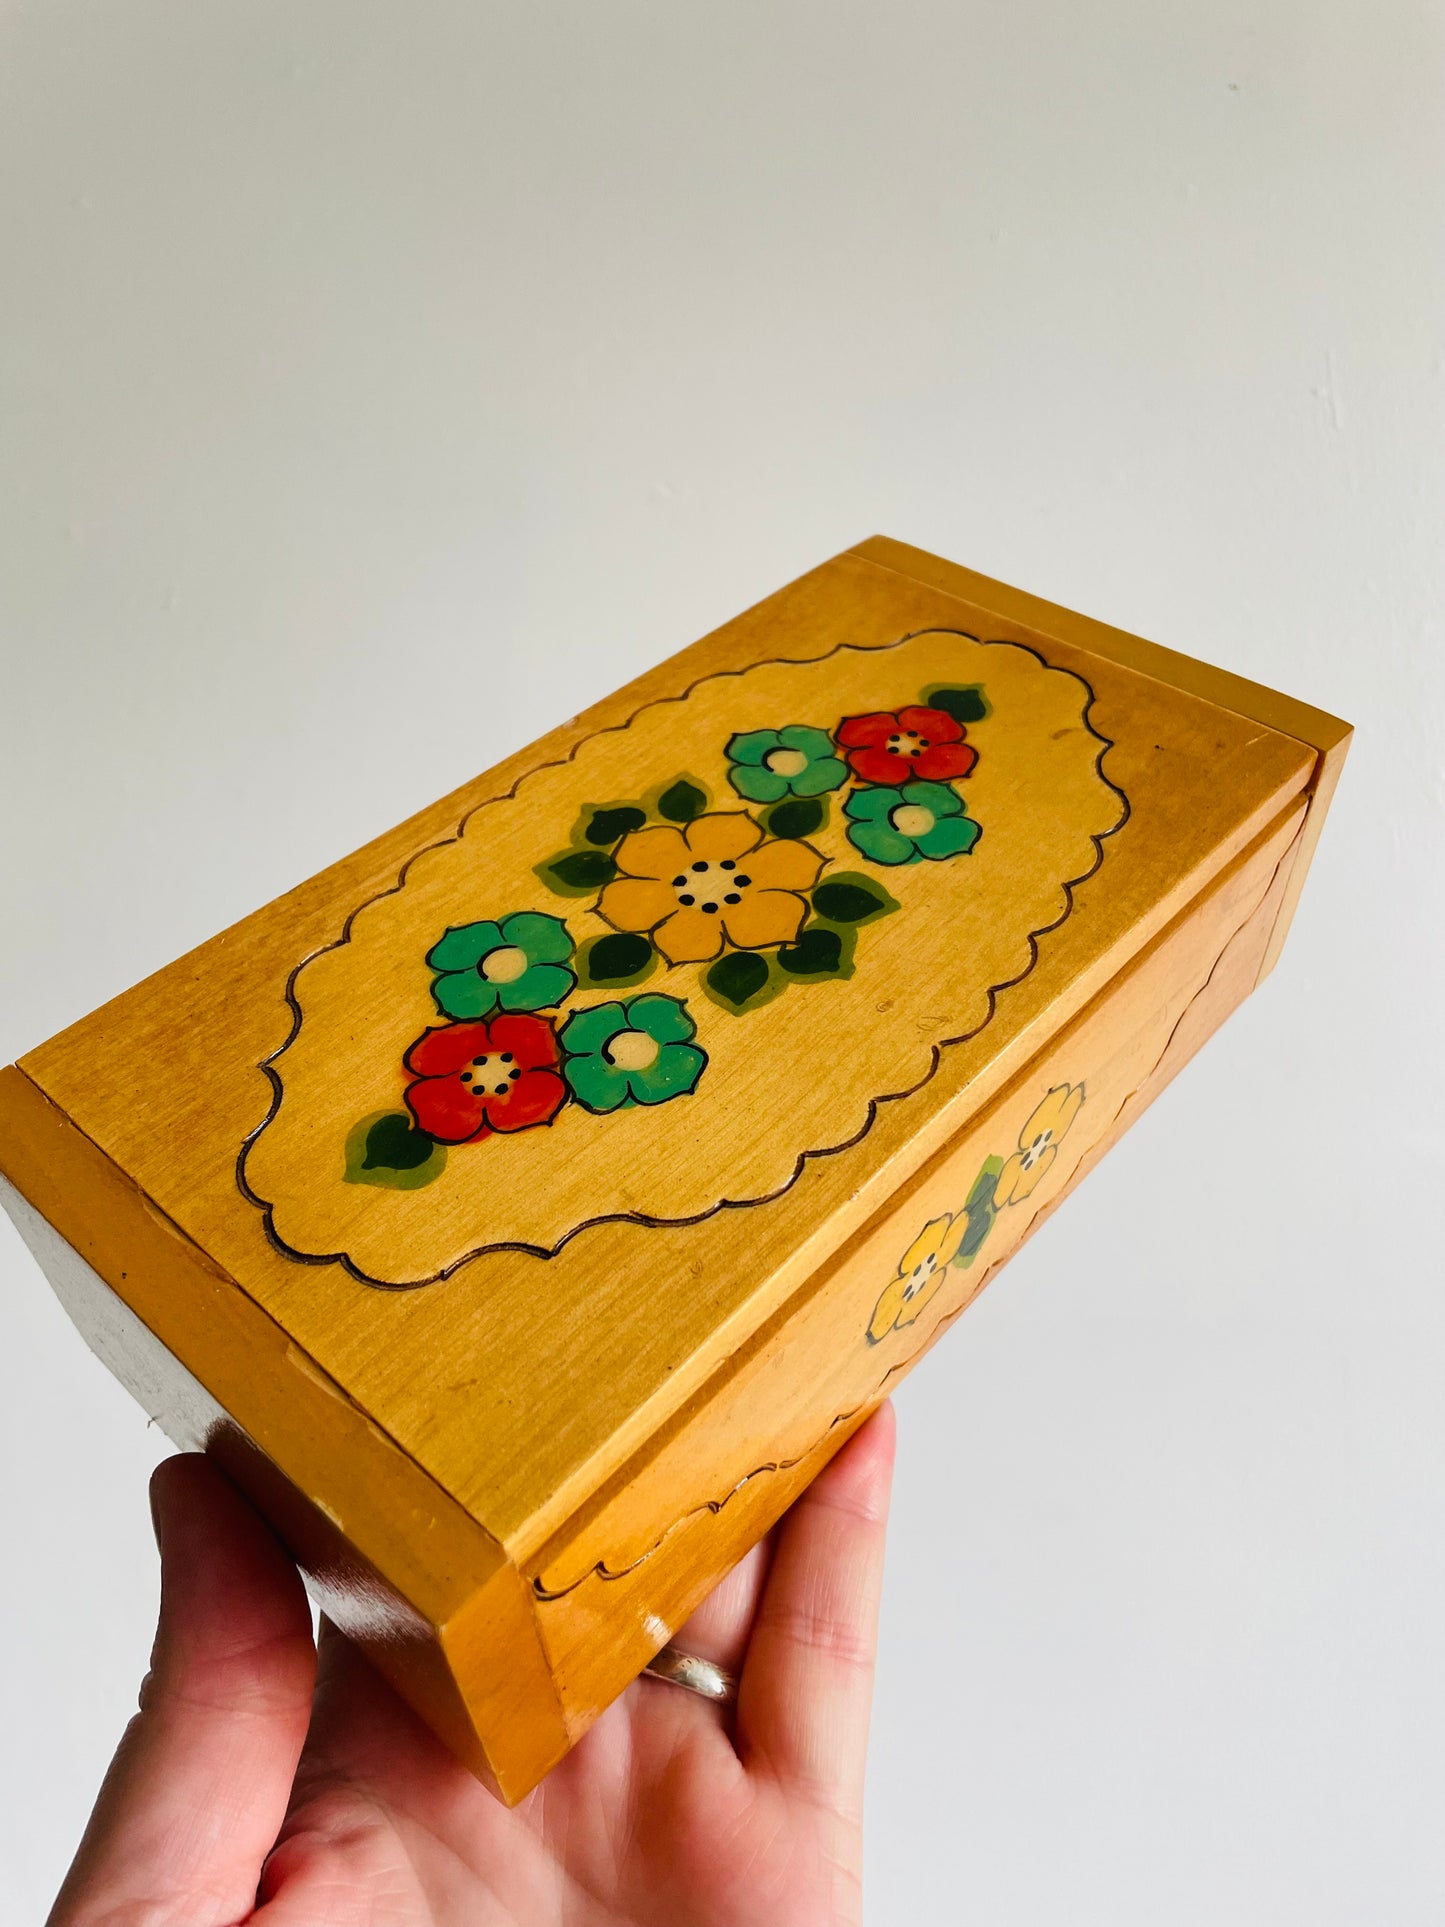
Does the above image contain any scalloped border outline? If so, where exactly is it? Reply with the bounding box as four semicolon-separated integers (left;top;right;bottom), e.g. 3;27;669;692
236;627;1131;1288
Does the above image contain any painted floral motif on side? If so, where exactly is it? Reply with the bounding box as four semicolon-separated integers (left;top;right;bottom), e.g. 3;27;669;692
347;681;986;1189
867;1083;1087;1343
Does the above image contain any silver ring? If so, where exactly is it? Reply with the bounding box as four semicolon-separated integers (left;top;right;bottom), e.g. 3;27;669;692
643;1643;737;1704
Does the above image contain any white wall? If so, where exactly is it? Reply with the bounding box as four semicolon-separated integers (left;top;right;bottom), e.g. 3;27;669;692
2;4;1441;1920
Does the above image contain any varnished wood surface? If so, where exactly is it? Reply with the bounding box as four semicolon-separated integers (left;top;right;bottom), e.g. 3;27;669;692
242;627;1124;1280
0;540;1349;1799
9;548;1320;1564
854;539;1353;989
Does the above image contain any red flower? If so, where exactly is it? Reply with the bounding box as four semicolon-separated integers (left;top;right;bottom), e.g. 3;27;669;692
403;1014;566;1145
835;705;978;786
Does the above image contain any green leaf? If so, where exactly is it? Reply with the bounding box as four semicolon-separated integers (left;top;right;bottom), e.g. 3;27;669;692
364;1113;435;1171
706;950;770;1007
767;796;825;840
546;848;618;890
926;685;989;724
777;926;843;976
585;805;647;846
813;878;887;923
344;1111;448;1191
955;1156;1005;1265
658;778;708;823
957;1204;995;1263
584;931;654;983
963;1159;1003;1214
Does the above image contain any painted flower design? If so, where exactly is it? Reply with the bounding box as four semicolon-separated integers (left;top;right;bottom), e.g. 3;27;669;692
726;725;848;803
844;781;981;866
597;812;824;964
426;911;575;1019
835;705;978;785
993;1084;1084;1206
561;993;706;1113
867;1214;967;1344
403;1014;566;1143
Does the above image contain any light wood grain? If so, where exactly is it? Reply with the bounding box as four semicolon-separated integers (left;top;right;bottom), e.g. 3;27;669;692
12;552;1318;1562
243;628;1123;1278
851;536;1352;991
0;539;1349;1799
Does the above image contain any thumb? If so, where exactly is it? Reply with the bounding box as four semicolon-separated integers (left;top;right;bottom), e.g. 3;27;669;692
49;1453;317;1927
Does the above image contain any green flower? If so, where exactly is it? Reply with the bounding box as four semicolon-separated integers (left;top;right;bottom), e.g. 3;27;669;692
560;993;706;1113
726;725;848;803
427;911;575;1018
844;781;981;866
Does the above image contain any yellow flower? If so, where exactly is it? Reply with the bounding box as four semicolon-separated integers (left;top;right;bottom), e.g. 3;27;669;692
596;812;824;965
992;1084;1085;1208
867;1214;966;1344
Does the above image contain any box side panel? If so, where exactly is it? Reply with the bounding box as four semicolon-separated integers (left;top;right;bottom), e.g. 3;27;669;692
1253;723;1350;983
0;1086;571;1801
527;794;1308;1732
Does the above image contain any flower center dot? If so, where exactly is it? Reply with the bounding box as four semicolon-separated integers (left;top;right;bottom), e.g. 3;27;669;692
887;731;928;754
459;1051;522;1096
764;747;809;777
480;945;529;983
903;1255;938;1299
890;804;935;838
670;859;751;913
605;1028;660;1071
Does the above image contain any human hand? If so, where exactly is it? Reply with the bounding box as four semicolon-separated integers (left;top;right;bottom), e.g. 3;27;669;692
49;1403;896;1926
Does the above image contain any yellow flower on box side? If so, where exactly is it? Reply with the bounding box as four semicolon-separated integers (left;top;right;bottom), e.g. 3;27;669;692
867;1214;967;1344
992;1084;1085;1207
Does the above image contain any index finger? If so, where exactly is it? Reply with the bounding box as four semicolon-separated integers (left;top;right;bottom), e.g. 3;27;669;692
735;1402;896;1817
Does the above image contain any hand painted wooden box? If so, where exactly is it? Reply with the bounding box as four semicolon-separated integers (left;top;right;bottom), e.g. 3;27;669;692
0;537;1348;1801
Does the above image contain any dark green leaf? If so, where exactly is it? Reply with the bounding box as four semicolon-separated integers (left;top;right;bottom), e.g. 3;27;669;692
813;879;887;923
767;796;825;840
547;848;618;889
777;926;843;975
964;1167;1000;1214
958;1201;995;1260
927;685;988;725
658;779;708;823
585;805;647;846
363;1113;435;1172
706;951;770;1007
344;1111;446;1191
586;932;653;981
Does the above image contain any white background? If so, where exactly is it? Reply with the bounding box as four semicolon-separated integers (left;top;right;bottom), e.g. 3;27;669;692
3;4;1442;1921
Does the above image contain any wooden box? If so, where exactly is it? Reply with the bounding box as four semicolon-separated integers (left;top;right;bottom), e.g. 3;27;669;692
0;537;1349;1802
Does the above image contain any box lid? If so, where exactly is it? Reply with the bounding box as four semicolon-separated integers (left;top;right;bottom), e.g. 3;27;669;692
10;540;1331;1561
